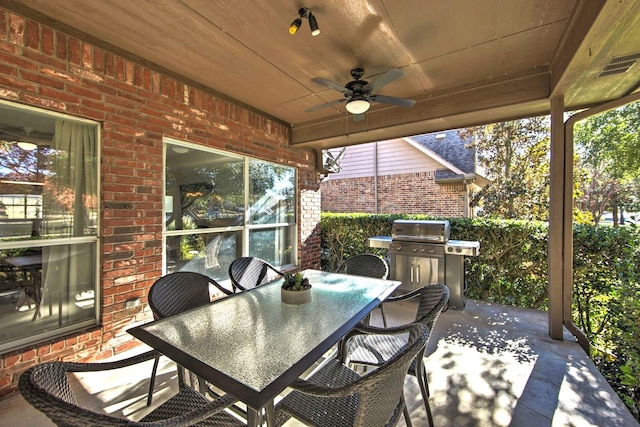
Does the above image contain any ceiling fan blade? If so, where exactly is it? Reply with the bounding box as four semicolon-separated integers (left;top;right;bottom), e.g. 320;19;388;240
370;94;416;108
305;99;347;112
362;68;404;92
310;77;350;94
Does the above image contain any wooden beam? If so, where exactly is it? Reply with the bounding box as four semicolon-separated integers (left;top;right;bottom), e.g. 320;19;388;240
548;95;566;341
550;0;606;93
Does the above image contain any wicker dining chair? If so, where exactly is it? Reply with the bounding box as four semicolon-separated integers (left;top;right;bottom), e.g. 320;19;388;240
269;322;430;427
336;253;390;327
19;349;245;427
228;257;284;293
146;271;234;406
339;283;450;427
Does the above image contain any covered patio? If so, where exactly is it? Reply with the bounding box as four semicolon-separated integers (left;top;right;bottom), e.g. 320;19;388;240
1;299;636;426
0;0;639;424
5;0;638;340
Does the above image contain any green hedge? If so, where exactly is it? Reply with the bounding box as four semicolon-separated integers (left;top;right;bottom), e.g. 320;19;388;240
320;213;550;308
320;212;640;418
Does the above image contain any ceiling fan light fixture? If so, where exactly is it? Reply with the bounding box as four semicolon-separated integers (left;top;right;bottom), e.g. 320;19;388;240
308;68;413;114
346;98;370;114
16;141;38;151
172;146;189;154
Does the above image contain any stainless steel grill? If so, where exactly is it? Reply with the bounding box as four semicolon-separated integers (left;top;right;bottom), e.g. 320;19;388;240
368;219;479;309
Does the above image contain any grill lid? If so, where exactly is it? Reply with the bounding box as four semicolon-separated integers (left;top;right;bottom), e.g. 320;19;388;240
391;219;450;243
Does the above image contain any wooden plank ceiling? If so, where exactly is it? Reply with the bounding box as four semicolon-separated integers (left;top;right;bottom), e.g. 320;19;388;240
3;0;640;150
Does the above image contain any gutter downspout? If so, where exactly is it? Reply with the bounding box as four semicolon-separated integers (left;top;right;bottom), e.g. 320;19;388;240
563;105;590;353
463;179;469;218
374;141;378;213
550;95;589;352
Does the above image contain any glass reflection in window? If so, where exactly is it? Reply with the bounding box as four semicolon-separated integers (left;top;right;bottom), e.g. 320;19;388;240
0;100;99;353
249;226;295;267
248;160;295;225
165;146;244;231
164;141;297;278
165;231;239;290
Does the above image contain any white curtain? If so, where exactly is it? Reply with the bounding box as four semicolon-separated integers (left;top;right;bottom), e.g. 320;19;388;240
39;121;97;323
51;121;97;237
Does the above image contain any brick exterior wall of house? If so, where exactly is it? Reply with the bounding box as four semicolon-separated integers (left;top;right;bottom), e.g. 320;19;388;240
321;171;467;217
0;8;321;396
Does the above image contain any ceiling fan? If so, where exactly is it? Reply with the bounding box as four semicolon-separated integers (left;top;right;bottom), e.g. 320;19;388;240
306;68;416;115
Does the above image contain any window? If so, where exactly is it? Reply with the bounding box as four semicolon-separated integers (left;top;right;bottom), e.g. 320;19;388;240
0;100;100;353
164;140;296;290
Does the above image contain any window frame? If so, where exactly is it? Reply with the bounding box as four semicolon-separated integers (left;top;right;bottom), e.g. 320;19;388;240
162;138;298;279
0;100;101;354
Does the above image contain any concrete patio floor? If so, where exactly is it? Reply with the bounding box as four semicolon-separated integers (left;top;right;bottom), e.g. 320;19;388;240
0;299;637;426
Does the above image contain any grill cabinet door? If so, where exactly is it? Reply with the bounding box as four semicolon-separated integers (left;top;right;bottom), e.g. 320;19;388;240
391;245;445;292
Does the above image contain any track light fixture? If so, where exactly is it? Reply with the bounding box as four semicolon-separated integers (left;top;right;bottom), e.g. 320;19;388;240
308;11;320;36
289;7;320;36
289;17;302;35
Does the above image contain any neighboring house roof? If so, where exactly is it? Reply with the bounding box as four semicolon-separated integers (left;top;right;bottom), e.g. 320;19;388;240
410;131;475;172
407;130;490;187
322;129;490;188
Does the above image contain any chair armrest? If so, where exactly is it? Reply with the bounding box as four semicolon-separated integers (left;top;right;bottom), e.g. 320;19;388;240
60;350;161;373
287;360;363;398
383;287;423;304
288;378;361;398
383;284;449;327
293;323;429;397
349;322;419;335
157;390;239;425
338;322;422;362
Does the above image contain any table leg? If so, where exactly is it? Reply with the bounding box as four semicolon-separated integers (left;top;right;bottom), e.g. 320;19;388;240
30;267;42;321
246;401;274;427
246;407;261;427
265;401;275;427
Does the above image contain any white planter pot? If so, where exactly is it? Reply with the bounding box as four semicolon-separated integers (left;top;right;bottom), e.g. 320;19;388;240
281;287;312;305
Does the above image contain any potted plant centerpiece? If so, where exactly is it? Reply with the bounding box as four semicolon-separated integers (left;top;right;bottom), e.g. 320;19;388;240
281;272;312;304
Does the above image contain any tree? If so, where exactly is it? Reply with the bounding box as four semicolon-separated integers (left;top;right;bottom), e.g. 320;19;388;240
574;101;640;225
0;140;41;183
459;117;550;220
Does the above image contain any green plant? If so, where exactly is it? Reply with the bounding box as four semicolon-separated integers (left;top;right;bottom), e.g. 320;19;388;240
282;272;311;291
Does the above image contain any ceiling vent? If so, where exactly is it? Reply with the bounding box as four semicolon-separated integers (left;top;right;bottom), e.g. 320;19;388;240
598;52;640;77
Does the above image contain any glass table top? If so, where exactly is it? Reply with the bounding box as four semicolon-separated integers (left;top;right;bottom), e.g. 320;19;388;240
128;269;399;409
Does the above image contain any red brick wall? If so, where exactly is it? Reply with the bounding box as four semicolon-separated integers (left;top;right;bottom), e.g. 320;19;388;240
0;8;321;396
321;171;467;217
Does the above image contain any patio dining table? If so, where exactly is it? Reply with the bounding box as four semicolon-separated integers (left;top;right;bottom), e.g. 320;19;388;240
5;254;43;321
128;268;400;427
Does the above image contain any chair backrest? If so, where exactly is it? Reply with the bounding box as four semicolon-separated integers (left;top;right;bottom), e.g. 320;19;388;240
20;362;135;426
228;257;284;292
19;350;238;427
414;283;450;328
336;253;389;279
352;323;430;426
148;271;231;319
